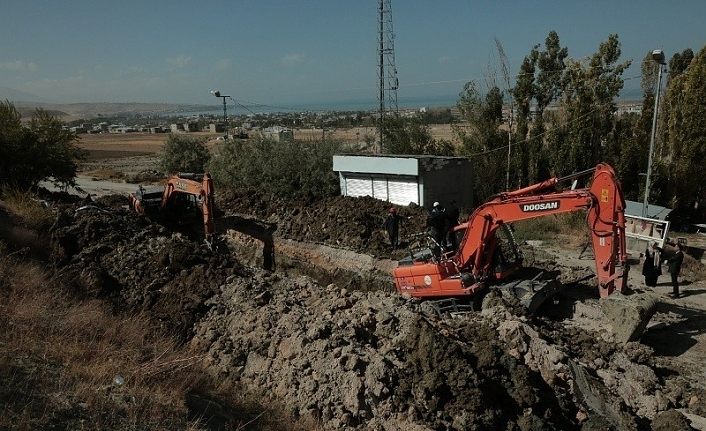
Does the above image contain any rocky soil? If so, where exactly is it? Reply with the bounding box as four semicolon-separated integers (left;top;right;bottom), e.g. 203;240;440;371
43;198;703;430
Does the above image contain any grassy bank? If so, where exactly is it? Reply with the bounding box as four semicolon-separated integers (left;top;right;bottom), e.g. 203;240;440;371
0;191;312;431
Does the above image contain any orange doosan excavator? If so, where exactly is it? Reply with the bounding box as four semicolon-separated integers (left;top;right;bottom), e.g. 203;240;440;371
393;163;632;314
128;173;215;244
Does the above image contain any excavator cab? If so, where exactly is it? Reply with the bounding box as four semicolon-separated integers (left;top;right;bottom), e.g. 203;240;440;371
129;186;163;215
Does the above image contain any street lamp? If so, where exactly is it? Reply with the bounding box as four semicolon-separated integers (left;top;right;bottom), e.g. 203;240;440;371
210;90;230;139
642;49;666;218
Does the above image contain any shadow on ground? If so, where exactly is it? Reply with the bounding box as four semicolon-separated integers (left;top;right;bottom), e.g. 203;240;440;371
642;300;706;357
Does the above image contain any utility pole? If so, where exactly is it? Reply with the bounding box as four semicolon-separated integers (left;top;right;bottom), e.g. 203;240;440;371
210;90;230;140
643;50;666;218
377;0;399;153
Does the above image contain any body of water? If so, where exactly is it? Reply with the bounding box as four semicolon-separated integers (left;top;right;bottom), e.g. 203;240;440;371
160;95;459;117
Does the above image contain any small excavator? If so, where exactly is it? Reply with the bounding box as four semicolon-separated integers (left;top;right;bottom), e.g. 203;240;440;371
393;163;657;341
128;172;215;245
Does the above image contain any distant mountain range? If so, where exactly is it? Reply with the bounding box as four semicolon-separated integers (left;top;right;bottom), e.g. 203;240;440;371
0;86;220;119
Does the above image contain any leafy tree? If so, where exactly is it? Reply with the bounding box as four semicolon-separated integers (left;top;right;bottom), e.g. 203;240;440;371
0;100;82;188
511;31;567;186
159;134;210;174
668;48;694;80
660;45;706;209
209;137;344;200
382;116;454;156
512;49;537;186
456;82;506;202
551;34;630;175
613;52;660;201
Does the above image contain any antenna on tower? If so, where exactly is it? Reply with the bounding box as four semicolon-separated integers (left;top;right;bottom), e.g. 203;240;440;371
378;0;399;153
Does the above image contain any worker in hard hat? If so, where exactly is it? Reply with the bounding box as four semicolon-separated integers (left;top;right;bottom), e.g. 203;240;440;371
384;207;407;249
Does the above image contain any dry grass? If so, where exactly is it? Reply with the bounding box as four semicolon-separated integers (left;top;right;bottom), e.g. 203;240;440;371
0;249;311;430
83;167;126;181
0;253;201;429
0;187;54;231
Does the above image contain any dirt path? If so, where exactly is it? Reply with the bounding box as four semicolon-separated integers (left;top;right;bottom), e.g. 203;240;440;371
536;241;706;411
41;175;137;198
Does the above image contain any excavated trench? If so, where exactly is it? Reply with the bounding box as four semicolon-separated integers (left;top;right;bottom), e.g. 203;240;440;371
223;225;395;293
45;196;702;430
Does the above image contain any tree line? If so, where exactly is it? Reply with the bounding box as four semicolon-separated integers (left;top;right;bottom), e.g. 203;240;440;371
383;32;706;219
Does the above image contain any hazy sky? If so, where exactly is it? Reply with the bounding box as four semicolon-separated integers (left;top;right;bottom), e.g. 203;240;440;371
1;0;704;107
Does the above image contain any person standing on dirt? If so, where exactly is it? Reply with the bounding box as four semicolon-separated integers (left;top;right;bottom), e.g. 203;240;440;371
445;200;460;252
427;202;446;252
666;243;685;298
384;207;406;249
642;242;662;287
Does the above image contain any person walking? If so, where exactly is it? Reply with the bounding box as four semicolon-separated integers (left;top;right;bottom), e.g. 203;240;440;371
642;242;662;287
384;207;405;249
666;243;685;298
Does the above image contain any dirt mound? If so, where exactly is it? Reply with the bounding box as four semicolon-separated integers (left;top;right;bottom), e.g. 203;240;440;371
193;275;583;430
45;201;685;430
50;206;245;341
651;409;695;431
218;190;429;258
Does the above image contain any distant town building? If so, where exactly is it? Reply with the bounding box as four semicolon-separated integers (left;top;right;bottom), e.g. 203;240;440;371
69;126;87;134
209;123;225;133
262;126;293;142
617;103;642;116
170;123;185;133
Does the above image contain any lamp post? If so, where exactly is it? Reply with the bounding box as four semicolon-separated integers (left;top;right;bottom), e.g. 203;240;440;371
210;90;230;139
642;49;666;218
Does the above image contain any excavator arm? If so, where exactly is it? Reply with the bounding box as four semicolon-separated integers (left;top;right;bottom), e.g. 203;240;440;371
394;163;628;299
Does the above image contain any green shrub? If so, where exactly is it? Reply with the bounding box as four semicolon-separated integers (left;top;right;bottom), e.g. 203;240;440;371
209;137;344;200
0;101;83;188
159;134;210;174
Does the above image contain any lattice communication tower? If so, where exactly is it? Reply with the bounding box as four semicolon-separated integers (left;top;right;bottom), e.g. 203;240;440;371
378;0;399;151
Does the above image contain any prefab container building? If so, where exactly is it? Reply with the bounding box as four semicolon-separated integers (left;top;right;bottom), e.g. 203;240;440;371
332;154;473;208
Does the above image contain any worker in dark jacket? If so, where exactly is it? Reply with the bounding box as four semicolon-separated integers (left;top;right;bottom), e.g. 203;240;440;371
642;242;662;287
427;202;446;251
666;243;685;298
446;200;460;251
384;207;405;249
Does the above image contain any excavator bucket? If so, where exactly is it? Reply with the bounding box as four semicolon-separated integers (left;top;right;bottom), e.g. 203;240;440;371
495;272;561;315
600;292;659;343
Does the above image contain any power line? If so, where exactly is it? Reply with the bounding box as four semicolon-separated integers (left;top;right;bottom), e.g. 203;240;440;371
465;98;631;159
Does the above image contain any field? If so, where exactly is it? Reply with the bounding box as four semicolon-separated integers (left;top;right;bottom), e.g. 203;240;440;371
77;125;460;160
